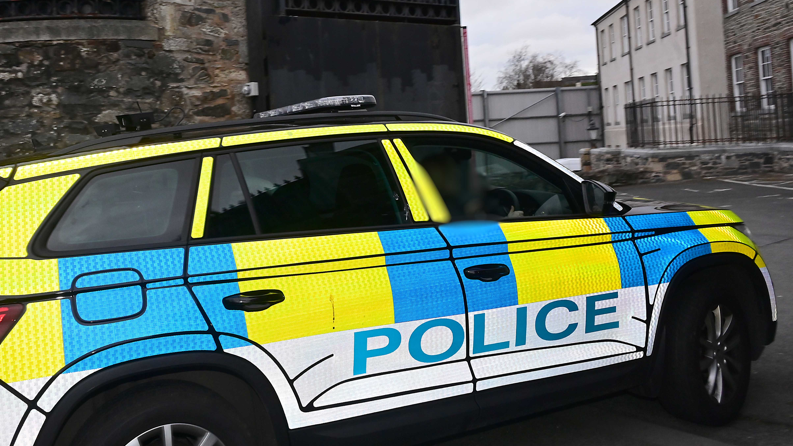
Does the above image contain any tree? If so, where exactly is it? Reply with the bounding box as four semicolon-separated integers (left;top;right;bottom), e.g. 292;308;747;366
496;46;581;90
469;69;486;92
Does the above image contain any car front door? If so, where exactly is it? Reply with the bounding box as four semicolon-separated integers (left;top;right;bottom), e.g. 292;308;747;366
186;136;475;430
393;135;647;399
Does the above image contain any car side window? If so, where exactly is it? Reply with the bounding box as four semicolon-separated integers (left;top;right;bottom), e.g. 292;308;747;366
229;139;404;236
399;137;575;221
47;160;194;252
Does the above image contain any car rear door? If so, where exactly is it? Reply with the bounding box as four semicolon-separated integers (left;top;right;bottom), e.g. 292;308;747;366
186;135;475;430
392;135;647;396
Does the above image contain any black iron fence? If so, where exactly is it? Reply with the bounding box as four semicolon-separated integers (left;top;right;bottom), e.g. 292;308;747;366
626;93;793;147
0;0;145;21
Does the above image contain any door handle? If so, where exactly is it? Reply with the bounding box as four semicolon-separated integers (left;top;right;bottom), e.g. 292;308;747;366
223;290;285;312
463;264;511;282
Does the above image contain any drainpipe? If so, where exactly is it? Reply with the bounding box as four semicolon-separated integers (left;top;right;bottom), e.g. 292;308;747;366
682;0;695;144
482;90;490;128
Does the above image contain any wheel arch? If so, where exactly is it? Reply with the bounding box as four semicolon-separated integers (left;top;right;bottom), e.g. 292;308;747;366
653;251;773;361
34;351;290;446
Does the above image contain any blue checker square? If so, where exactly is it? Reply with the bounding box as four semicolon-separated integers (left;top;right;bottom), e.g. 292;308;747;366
455;254;518;313
188;244;238;276
192;282;249;348
626;212;697;231
61;286;209;371
637;229;710;285
387;261;465;323
58;249;185;290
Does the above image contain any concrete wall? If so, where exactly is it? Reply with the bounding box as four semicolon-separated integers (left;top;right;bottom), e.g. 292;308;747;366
0;1;251;158
595;0;728;149
472;87;603;159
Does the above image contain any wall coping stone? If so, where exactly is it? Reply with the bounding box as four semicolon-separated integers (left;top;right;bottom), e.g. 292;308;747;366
583;143;793;158
0;20;159;44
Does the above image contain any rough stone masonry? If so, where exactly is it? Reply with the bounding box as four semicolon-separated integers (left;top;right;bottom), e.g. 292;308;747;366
0;0;251;158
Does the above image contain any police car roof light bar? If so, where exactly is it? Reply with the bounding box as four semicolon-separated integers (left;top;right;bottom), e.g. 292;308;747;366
256;95;377;119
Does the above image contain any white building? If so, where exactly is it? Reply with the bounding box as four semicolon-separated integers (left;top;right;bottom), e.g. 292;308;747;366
593;0;728;148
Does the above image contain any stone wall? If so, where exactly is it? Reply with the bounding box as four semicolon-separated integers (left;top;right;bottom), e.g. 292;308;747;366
582;144;793;185
0;0;251;158
723;0;793;96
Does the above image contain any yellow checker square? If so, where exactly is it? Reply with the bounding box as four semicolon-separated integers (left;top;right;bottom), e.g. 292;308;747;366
756;255;767;268
393;139;451;223
231;232;386;271
0;300;65;383
511;244;622;305
688;210;742;226
243;268;395;345
381;140;429;222
241;257;385;280
191;157;215;239
222;124;388;147
698;226;758;252
0;167;11;179
708;241;757;260
0;174;80;257
385;123;514;143
14;138;220;181
0;259;60;296
501;218;612;251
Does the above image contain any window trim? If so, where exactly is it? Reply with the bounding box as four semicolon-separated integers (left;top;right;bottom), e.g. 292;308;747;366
634;6;643;48
731;54;746;111
601;29;608;65
727;0;739;13
662;0;671;34
621;15;630;55
32;155;202;259
647;0;656;42
609;24;616;60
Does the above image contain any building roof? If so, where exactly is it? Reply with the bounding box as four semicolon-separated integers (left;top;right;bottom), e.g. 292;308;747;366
592;0;627;27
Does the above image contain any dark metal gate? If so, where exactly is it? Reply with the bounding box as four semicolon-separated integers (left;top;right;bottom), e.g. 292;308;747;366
246;0;467;120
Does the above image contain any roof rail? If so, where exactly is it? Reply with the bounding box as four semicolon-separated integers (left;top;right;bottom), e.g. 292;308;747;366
34;111;456;159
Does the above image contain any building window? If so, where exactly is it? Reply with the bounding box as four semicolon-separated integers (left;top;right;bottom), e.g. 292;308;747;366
625;81;634;104
727;0;738;13
732;54;746;111
665;68;675;99
634;7;643;47
681;63;690;98
605;88;610;125
662;0;671;34
609;24;615;60
651;73;660;99
789;40;793;92
621;16;629;54
647;0;656;41
601;29;607;64
758;46;774;109
678;0;686;27
613;86;620;124
639;77;647;100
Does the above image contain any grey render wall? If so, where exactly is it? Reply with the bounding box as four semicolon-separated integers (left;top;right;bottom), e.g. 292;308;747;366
471;87;603;159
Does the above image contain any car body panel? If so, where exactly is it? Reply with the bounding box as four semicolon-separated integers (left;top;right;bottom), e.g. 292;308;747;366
0;123;777;446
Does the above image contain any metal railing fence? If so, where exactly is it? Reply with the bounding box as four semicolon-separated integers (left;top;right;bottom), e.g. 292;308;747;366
626;93;793;147
0;0;145;21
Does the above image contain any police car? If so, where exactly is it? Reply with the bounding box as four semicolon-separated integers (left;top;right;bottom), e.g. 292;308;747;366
0;96;777;446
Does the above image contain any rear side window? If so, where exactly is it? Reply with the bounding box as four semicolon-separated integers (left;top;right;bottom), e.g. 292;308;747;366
227;139;403;235
47;160;194;252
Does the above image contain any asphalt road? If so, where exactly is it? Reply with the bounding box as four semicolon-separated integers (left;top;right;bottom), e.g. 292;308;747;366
435;174;793;446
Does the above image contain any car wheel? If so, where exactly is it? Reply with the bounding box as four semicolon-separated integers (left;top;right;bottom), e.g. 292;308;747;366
659;274;752;426
73;382;259;446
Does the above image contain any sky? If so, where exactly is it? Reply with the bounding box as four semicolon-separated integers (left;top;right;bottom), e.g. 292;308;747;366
460;0;618;90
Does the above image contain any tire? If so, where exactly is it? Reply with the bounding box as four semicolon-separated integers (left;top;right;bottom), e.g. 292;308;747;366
73;381;259;446
659;272;752;426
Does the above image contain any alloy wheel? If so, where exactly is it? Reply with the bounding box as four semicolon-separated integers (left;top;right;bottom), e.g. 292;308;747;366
699;304;743;403
125;423;225;446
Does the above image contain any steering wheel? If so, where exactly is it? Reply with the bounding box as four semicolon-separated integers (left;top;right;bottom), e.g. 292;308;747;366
486;188;521;217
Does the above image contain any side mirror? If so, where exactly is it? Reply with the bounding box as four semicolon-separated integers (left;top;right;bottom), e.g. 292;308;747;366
582;180;618;216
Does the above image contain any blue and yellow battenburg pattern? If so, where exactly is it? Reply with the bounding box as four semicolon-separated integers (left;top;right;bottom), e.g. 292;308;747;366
0;124;774;444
